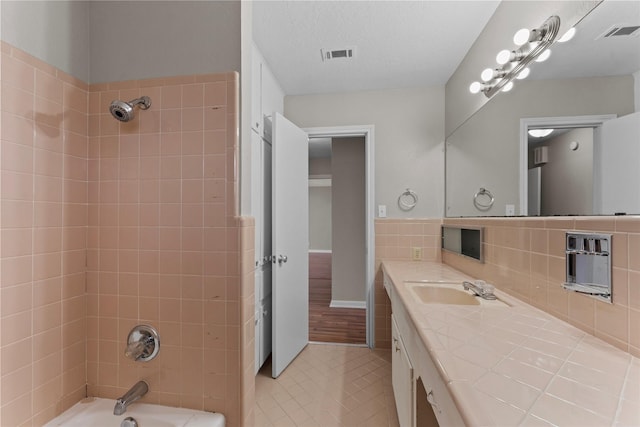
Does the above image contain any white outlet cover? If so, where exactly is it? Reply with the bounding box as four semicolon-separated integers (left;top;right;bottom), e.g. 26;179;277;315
378;205;387;218
505;204;515;216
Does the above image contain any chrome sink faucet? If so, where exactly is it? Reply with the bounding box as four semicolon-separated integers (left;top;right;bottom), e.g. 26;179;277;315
462;281;497;300
113;380;148;416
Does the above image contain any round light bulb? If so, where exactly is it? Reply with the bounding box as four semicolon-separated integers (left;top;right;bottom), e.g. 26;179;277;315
502;81;514;92
536;49;551;62
513;28;530;46
469;81;483;94
516;67;530;80
496;49;512;65
481;68;495;82
558;27;576;43
528;129;554;138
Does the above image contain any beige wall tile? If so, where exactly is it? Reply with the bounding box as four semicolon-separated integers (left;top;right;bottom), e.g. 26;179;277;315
442;217;640;355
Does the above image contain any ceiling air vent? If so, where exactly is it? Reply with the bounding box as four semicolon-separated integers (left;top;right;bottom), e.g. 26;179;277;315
320;47;356;62
598;24;640;39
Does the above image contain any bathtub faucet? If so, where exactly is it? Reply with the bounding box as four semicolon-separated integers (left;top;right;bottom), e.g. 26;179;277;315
113;380;149;416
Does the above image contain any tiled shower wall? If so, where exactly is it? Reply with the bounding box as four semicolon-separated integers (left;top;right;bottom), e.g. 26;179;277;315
1;42;251;427
443;217;640;357
86;73;246;423
1;41;88;426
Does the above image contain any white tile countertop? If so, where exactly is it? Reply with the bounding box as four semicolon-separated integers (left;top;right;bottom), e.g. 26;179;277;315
382;260;640;426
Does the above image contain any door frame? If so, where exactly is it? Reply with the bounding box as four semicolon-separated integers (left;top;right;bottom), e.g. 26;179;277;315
519;114;616;215
304;125;375;348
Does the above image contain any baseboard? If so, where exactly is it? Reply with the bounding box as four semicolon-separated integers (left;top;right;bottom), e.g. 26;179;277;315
329;300;366;309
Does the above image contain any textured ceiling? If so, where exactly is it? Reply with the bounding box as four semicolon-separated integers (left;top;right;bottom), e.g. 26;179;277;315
530;0;640;81
253;1;501;95
253;1;640;96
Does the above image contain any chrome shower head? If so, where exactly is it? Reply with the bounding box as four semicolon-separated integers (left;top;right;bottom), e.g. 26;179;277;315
109;96;151;122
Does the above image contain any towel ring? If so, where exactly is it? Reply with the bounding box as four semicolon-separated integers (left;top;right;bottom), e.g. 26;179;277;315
398;188;418;211
473;187;494;211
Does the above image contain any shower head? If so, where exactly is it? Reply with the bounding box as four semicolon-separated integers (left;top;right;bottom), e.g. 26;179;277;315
109;96;151;122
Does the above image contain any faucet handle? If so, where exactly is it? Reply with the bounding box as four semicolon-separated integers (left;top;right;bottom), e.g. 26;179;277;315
125;341;147;361
480;283;495;295
125;325;160;362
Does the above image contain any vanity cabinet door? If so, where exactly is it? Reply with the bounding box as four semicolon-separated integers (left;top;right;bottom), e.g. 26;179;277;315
392;315;414;427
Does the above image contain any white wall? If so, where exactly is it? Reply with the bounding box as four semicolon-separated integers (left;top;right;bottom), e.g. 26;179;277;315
634;70;640;113
331;137;366;303
1;1;90;82
1;1;242;85
285;86;445;218
241;1;254;217
537;128;594;215
309;157;332;251
89;1;241;83
309;185;332;251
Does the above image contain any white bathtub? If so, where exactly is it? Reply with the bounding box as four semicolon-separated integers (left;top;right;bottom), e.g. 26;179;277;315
44;397;225;427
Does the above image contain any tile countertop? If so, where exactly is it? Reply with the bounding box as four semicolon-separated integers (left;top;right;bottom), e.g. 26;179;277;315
381;261;640;426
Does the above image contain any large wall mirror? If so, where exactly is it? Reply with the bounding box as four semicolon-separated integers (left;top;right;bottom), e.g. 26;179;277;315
445;1;640;217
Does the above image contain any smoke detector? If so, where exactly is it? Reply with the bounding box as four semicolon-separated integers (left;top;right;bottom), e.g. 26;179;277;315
598;24;640;39
320;46;356;62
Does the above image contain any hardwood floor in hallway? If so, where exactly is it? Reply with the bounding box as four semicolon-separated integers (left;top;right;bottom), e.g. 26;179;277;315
309;253;366;345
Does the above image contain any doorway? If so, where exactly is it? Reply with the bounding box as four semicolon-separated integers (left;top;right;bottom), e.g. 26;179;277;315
305;125;376;348
255;123;376;378
519;115;616;215
308;136;367;345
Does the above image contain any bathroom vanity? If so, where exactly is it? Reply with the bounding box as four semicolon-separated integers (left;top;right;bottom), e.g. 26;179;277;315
382;260;639;426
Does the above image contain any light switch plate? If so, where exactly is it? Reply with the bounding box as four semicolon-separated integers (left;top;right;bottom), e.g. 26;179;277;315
378;205;387;218
505;204;515;216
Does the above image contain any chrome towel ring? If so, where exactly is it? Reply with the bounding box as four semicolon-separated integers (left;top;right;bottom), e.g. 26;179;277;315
473;187;494;211
398;188;418;211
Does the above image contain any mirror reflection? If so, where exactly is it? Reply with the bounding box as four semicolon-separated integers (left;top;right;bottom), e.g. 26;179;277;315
445;0;640;217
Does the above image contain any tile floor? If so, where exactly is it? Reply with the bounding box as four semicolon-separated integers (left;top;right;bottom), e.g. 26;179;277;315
255;344;400;427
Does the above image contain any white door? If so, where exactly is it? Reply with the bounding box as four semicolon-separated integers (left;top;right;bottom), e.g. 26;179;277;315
271;112;309;378
527;167;541;216
599;112;640;214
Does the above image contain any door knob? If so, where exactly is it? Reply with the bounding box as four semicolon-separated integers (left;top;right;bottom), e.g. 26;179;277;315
278;255;288;264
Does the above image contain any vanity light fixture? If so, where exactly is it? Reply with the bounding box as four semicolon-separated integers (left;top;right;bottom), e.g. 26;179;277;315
470;15;561;97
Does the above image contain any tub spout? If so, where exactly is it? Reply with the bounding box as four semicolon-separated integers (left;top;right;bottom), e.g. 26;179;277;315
113;380;148;416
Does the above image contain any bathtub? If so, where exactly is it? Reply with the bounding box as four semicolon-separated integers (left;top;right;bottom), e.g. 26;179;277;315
44;397;225;427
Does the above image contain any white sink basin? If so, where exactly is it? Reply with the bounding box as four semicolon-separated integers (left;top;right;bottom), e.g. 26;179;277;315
405;281;510;307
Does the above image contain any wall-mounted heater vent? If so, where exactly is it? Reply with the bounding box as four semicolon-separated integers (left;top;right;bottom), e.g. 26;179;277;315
598;24;640;39
320;47;356;62
534;146;549;165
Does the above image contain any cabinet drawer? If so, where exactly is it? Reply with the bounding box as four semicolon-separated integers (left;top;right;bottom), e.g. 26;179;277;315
392;315;414;427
